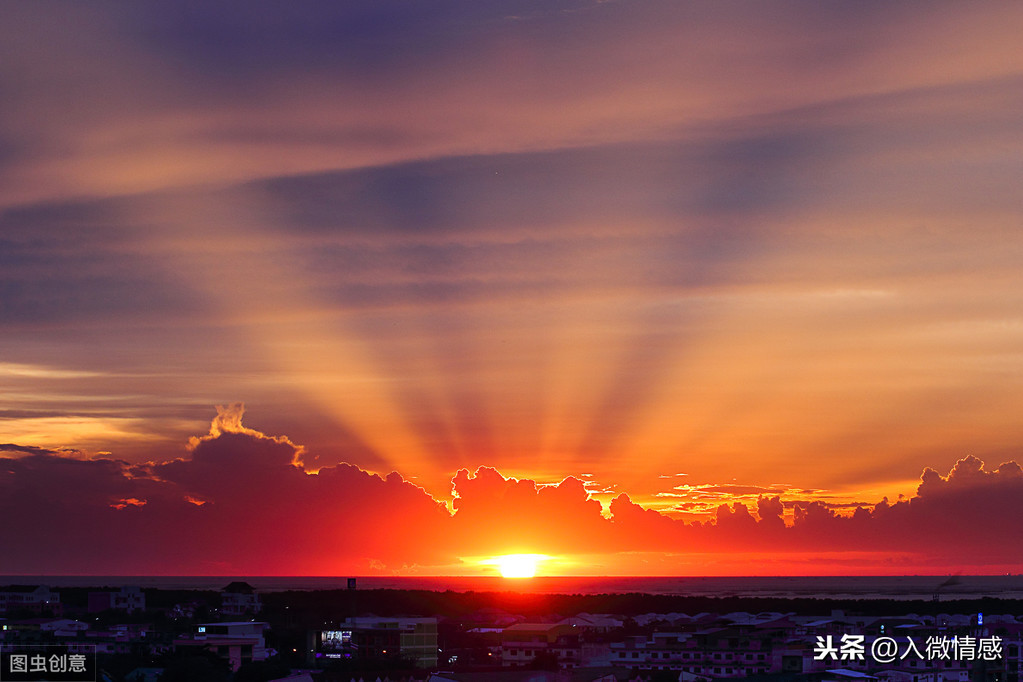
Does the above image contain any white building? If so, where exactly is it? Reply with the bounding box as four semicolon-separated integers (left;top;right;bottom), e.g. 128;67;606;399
0;586;60;614
174;621;269;671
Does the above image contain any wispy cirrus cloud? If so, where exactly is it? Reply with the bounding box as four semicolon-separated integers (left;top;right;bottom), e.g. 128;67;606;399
1;1;1023;521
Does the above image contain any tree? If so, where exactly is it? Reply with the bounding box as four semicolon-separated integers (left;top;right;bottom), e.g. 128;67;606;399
157;653;230;682
232;660;292;682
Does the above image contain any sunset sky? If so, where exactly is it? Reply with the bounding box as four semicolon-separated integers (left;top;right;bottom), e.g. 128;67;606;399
3;1;1023;576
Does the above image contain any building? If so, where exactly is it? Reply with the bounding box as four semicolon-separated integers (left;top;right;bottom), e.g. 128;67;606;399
0;586;61;615
89;586;146;613
610;627;774;677
556;613;624;634
822;671;879;681
40;618;90;636
314;617;439;668
501;623;579;668
173;621;269;671
220;581;262;616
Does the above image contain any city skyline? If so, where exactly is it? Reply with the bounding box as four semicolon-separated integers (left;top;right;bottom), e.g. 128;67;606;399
2;1;1023;575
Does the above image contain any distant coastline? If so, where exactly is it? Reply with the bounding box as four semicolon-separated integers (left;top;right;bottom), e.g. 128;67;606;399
3;574;1023;600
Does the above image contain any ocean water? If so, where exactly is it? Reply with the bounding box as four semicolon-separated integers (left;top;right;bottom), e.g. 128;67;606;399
3;575;1023;600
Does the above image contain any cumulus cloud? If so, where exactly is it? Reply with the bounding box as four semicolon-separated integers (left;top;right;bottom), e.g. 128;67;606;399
757;495;785;530
450;467;609;555
184;403;306;469
3;410;1023;574
917;454;1023;497
0;407;450;574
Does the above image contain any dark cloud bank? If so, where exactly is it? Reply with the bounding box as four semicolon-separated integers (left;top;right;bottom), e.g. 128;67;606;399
1;406;1020;574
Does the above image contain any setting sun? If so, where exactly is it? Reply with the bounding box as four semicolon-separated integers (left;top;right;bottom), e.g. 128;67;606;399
485;554;548;578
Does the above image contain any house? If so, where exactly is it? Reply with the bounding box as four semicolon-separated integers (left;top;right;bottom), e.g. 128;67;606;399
40;618;90;636
89;586;146;613
610;627;773;677
315;616;439;668
0;586;61;615
501;623;578;668
556;613;624;633
174;621;269;671
220;581;262;616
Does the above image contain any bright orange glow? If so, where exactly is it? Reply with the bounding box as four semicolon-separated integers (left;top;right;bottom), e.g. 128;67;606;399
5;2;1023;578
484;554;548;578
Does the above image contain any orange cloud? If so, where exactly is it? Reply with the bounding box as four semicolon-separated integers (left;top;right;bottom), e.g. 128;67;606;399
3;409;1021;575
